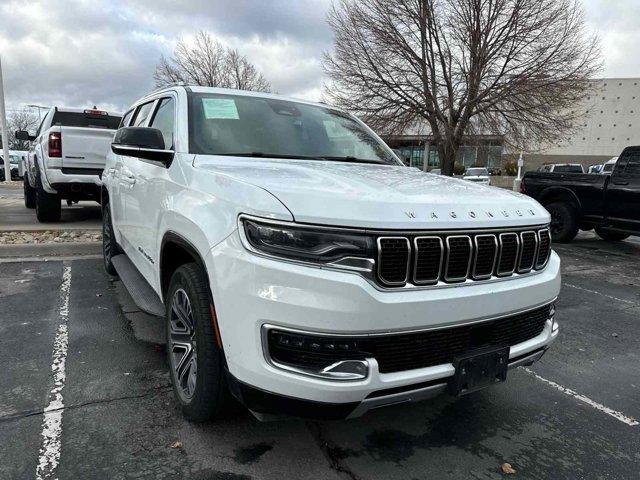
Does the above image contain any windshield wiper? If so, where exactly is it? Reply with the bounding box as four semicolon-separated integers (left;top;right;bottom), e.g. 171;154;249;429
218;152;324;160
320;156;385;165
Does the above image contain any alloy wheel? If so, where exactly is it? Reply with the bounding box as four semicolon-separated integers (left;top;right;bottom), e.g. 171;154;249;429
169;288;198;402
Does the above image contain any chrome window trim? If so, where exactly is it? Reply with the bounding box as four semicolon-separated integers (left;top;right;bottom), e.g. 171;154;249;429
413;236;443;285
517;230;538;273
534;228;552;270
497;232;520;277
472;234;498;280
444;235;472;282
377;236;411;286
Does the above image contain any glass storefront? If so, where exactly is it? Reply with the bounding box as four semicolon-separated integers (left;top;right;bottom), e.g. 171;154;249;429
389;137;503;171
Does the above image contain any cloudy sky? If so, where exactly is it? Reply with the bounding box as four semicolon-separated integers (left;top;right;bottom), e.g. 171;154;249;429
0;0;639;115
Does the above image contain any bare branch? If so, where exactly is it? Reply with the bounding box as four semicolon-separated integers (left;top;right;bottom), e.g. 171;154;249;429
323;0;601;175
154;31;272;93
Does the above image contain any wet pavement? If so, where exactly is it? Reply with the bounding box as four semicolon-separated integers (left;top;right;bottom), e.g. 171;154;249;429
0;232;639;479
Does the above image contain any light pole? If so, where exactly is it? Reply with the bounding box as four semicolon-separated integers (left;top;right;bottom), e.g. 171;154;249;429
0;57;11;183
513;126;525;192
28;104;48;122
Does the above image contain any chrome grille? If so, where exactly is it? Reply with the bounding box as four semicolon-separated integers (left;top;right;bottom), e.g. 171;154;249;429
376;227;550;288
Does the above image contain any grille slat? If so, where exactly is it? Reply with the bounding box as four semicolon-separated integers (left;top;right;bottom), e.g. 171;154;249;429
376;228;550;287
413;237;443;284
445;236;472;282
377;237;410;285
518;231;537;273
536;229;551;269
497;233;519;276
473;234;498;279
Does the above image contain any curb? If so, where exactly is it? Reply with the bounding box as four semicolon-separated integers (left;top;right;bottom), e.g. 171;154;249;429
0;242;102;258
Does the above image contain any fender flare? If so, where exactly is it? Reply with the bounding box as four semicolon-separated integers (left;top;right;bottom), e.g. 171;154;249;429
538;186;582;213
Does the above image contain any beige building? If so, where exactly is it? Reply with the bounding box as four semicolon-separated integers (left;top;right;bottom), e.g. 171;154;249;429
524;78;640;171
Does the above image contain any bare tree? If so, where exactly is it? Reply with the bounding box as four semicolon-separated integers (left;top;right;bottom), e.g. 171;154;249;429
323;0;601;175
154;31;271;92
7;110;38;150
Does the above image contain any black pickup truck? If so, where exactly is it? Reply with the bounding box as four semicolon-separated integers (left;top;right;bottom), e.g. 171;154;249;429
522;146;640;243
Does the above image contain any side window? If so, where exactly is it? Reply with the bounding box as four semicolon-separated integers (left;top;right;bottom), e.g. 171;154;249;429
130;101;155;127
120;109;134;128
149;97;175;149
624;153;640;176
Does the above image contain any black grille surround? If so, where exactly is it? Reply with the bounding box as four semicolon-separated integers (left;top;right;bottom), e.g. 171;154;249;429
375;226;551;288
266;303;553;375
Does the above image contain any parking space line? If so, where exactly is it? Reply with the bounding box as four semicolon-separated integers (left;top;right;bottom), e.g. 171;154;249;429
36;264;72;480
522;367;639;427
564;283;637;306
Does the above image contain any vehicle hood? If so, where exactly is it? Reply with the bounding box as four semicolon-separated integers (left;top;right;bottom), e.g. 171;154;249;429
194;156;549;229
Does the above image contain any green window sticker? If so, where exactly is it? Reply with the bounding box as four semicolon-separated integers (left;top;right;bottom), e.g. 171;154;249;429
202;98;239;119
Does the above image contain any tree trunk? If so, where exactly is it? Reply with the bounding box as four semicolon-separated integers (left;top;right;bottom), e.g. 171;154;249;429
439;144;457;176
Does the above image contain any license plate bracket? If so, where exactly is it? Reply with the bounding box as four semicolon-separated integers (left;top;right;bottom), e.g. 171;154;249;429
448;346;509;396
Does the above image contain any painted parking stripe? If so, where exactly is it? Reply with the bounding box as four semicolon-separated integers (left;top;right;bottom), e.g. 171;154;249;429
564;283;637;306
36;264;72;479
522;367;639;427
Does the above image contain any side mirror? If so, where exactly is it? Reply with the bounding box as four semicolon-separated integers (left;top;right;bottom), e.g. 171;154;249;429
16;130;36;141
111;127;174;165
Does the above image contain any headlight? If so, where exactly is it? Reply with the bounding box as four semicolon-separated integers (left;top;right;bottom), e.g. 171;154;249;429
240;216;375;269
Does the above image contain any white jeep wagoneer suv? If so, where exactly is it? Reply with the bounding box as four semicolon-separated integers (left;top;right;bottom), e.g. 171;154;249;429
102;86;560;421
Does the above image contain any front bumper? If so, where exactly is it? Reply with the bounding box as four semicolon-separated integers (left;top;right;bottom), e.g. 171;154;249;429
207;231;561;418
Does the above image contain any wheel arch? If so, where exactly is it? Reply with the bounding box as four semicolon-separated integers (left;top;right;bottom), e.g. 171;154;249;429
539;187;582;214
160;231;210;302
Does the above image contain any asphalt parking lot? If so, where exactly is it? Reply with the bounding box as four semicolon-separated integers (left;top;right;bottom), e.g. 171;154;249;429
1;233;639;479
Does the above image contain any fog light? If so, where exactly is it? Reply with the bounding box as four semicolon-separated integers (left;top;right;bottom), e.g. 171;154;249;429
266;329;368;381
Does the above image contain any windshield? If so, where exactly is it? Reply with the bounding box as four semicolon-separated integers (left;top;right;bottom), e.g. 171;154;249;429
188;93;400;164
553;165;583;173
465;168;488;176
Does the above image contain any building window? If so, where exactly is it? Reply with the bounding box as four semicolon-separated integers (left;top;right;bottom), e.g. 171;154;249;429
600;111;604;114
597;137;600;140
614;124;617;127
615;110;619;113
617;97;621;100
612;138;615;141
598;124;602;127
582;137;586;141
619;83;623;86
602;97;606;100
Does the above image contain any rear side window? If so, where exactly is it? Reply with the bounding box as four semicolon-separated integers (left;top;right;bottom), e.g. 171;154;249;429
131;102;155;127
149;97;175;149
624;153;640;175
51;111;121;129
553;165;583;173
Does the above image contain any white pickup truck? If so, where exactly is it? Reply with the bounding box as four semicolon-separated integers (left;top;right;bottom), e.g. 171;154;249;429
17;107;122;222
102;86;560;421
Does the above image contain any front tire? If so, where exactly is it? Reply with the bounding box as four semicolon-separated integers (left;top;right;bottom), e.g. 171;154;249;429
24;176;36;209
166;263;229;422
546;202;578;243
595;228;630;242
102;203;120;275
35;187;61;222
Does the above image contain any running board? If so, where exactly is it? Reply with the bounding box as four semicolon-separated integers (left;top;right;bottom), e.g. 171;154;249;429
112;254;165;317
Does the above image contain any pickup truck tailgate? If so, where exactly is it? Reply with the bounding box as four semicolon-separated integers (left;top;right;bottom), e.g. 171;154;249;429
60;127;116;170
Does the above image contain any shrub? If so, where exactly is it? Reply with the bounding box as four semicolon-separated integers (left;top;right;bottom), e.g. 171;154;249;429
504;160;518;176
453;163;465;175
